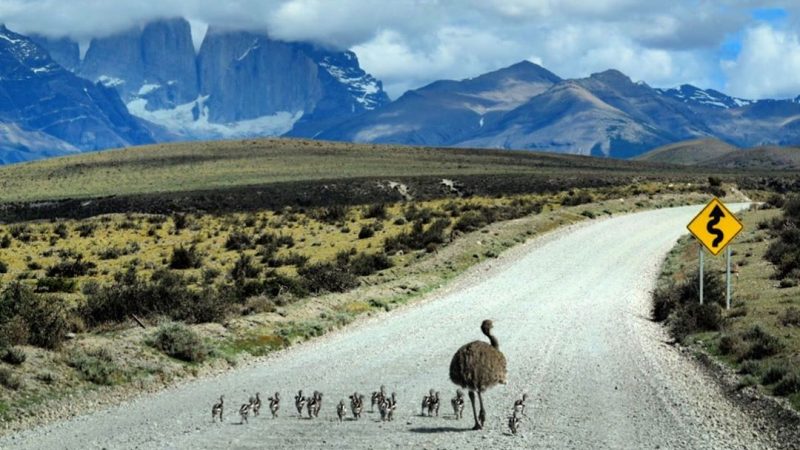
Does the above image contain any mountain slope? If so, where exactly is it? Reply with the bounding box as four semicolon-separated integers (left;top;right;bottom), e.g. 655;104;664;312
635;139;739;165
316;61;561;145
458;77;677;157
0;25;156;161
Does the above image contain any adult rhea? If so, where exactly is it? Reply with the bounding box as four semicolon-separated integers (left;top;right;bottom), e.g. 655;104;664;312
449;319;507;430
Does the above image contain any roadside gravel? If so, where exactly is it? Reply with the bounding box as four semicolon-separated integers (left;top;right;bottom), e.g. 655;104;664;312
2;204;777;450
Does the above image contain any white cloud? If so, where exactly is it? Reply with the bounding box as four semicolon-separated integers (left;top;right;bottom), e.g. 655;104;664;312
723;25;800;99
0;0;791;98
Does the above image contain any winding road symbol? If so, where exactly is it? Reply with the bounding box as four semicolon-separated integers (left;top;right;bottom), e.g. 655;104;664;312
706;205;725;247
687;198;743;256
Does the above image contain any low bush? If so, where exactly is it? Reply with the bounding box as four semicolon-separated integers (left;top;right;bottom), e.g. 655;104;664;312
0;283;69;349
384;218;451;254
67;348;124;385
35;277;77;293
358;226;375;239
46;254;96;278
561;191;594;206
349;252;393;276
299;262;358;294
653;270;726;340
148;323;210;363
265;252;309;268
453;211;489;233
75;223;96;238
1;347;26;365
83;267;229;325
363;203;388;220
225;231;253;251
774;372;800;396
764;196;800;280
718;334;746;357
0;260;7;274
0;235;11;248
761;363;788;385
169;245;203;270
780;307;800;327
0;367;23;390
741;326;783;360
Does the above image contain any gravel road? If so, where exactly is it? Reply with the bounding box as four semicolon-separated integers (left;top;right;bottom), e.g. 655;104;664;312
3;204;773;450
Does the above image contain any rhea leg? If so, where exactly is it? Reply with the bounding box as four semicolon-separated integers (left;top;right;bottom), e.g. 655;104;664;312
468;391;481;430
477;391;486;427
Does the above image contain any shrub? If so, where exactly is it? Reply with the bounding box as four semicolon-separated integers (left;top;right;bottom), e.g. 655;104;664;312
653;270;726;339
384;218;451;254
0;260;7;274
46;254;96;278
0;235;10;248
738;360;761;376
765;196;800;280
708;176;723;187
761;363;788;385
580;210;597;219
225;231;253;251
0;367;23;390
780;307;800;326
75;223;96;238
315;205;348;224
741;326;783;360
0;283;69;349
774;373;800;396
0;316;28;348
172;213;191;231
718;334;745;357
148;323;210;363
358;226;375;239
230;254;259;280
265;252;309;268
453;211;489;233
83;267;228;325
299;262;358;294
35;277;77;293
349;252;393;276
363;203;388;220
1;347;26;365
561;191;593;206
52;222;69;239
169;245;203;270
67;348;124;385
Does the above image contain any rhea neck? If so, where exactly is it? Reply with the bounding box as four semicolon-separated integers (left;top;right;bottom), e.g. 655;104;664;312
482;327;499;349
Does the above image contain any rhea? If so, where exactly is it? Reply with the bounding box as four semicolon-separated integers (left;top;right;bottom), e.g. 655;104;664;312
211;395;224;422
449;319;507;430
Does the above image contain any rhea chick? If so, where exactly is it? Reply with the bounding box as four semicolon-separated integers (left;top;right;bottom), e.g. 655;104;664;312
211;395;224;422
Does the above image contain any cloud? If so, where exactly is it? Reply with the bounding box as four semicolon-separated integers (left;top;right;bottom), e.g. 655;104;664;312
723;24;800;99
0;0;793;98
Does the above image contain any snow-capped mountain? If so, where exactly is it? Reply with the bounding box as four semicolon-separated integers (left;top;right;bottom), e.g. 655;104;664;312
32;18;390;142
656;85;754;109
317;63;800;157
0;25;156;163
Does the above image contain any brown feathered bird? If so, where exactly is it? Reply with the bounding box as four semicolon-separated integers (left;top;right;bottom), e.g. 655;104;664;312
449;319;507;430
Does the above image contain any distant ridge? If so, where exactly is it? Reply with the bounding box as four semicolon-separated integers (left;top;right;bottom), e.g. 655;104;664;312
635;139;738;165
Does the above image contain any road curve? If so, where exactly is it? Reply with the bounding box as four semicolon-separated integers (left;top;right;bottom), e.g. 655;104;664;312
2;204;770;449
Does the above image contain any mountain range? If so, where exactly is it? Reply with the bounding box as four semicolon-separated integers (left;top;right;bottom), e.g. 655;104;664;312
2;17;800;164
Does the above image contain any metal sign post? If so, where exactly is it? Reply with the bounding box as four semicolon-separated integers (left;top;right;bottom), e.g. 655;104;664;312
726;246;731;310
699;245;704;305
687;198;744;307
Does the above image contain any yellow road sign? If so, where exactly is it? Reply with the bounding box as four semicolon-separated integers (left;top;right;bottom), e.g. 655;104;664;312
687;198;744;256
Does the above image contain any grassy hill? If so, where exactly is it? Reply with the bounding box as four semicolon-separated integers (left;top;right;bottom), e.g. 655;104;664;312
0;138;663;204
709;146;800;170
634;138;738;165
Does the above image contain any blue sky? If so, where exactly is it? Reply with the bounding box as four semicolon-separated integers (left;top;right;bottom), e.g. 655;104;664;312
1;1;799;99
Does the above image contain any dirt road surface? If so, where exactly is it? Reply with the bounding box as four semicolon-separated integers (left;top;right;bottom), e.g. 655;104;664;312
4;204;775;449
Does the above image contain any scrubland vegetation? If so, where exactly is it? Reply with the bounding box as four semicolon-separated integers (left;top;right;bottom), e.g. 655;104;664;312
653;194;800;410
